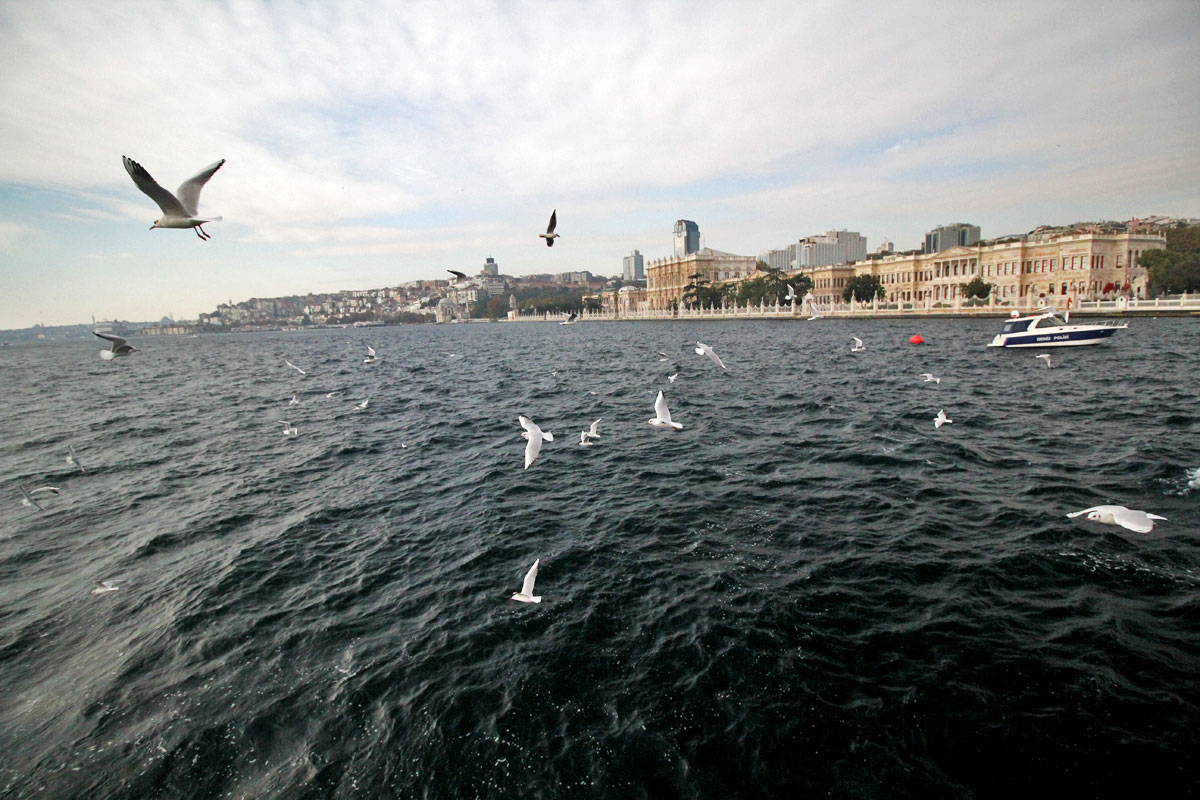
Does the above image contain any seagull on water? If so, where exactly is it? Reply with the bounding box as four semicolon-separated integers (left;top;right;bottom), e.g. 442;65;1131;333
122;155;225;240
648;390;683;430
851;336;865;353
539;210;560;247
519;415;554;469
355;398;369;410
1035;353;1052;368
657;351;669;362
933;409;952;429
1066;505;1166;533
285;360;307;376
94;331;138;361
511;559;542;603
694;341;727;370
91;580;119;595
560;312;578;325
920;373;941;384
281;421;298;437
364;346;377;364
66;445;85;472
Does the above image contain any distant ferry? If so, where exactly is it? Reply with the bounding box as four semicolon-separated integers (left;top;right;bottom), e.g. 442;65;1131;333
987;309;1126;348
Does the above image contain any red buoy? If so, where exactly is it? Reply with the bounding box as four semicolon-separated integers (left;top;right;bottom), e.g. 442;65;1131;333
909;334;924;344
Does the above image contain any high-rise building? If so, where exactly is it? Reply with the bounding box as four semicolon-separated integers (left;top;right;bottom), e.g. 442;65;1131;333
797;230;867;269
758;248;790;271
673;220;700;258
924;223;980;253
622;249;645;281
481;257;498;276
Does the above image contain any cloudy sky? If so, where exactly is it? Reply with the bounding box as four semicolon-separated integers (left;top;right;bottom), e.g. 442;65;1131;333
1;0;1197;328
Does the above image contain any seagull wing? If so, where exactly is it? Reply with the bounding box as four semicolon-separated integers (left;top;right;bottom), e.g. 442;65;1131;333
366;346;375;357
654;391;673;424
1065;506;1102;519
588;419;602;437
20;486;44;511
853;337;863;348
524;432;543;468
546;210;557;235
448;269;467;280
521;559;539;596
93;330;128;349
1112;507;1161;533
174;159;225;217
123;156;188;217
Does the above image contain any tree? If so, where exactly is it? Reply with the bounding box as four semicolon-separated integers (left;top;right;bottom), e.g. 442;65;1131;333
1142;248;1200;296
961;277;993;299
485;297;509;320
842;274;885;302
682;273;727;309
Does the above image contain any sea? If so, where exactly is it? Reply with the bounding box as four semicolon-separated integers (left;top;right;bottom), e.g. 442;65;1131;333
1;317;1197;799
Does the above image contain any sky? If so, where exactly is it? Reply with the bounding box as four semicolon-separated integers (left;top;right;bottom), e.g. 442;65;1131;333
1;0;1197;329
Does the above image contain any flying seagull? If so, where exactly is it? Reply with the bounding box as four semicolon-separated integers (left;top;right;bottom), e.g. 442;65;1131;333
1035;353;1052;368
850;336;865;353
355;398;369;410
284;360;306;376
91;580;119;595
920;373;941;384
648;390;683;430
1066;505;1166;533
519;415;554;469
66;445;85;472
539;210;560;247
364;345;377;364
94;331;138;361
447;269;468;282
578;430;593;447
281;421;298;437
580;418;602;443
668;373;678;384
933;409;952;429
785;284;796;302
122;156;225;240
288;394;299;406
324;390;343;399
807;302;823;321
20;485;48;511
560;312;578;325
694;341;727;370
511;559;542;603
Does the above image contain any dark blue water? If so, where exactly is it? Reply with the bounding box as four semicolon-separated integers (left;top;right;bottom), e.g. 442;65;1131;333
2;319;1198;798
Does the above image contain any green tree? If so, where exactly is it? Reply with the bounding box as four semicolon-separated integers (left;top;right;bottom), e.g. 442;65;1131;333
842;274;885;302
682;273;728;309
485;297;509;320
1142;249;1200;296
961;277;993;299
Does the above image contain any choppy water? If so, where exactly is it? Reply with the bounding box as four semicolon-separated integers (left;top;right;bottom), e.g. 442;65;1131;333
1;318;1198;799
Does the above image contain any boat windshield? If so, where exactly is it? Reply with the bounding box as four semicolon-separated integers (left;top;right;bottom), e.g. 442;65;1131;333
1037;314;1068;328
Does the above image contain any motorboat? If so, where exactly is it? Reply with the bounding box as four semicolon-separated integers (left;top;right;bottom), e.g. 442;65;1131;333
987;309;1126;348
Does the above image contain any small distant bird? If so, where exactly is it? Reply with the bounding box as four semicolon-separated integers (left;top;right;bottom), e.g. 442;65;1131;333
94;331;138;361
933;409;952;429
324;391;342;399
20;485;57;511
122;155;225;240
560;312;578;325
657;352;669;362
447;269;468;282
91;580;119;595
364;345;377;363
851;336;865;353
1066;505;1166;533
355;398;369;410
288;394;299;406
1035;353;1052;368
519;415;554;469
539;210;559;247
66;444;85;473
785;284;796;301
648;390;683;430
920;373;941;384
285;360;307;376
511;559;542;603
668;373;678;384
581;419;602;442
578;430;593;447
281;421;298;437
694;341;728;370
807;303;823;321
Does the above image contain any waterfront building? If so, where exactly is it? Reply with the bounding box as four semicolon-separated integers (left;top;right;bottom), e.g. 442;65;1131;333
645;247;758;310
924;223;981;253
797;230;867;269
622;249;645;281
673;220;700;258
806;229;1166;305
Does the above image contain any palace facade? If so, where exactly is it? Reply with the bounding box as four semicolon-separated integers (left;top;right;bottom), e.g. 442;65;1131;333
807;229;1166;305
645;247;759;310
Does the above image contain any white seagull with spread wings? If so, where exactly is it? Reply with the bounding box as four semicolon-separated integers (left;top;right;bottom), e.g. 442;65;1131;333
122;156;225;240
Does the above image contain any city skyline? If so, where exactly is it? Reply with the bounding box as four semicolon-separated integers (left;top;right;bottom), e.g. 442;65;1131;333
1;1;1198;329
